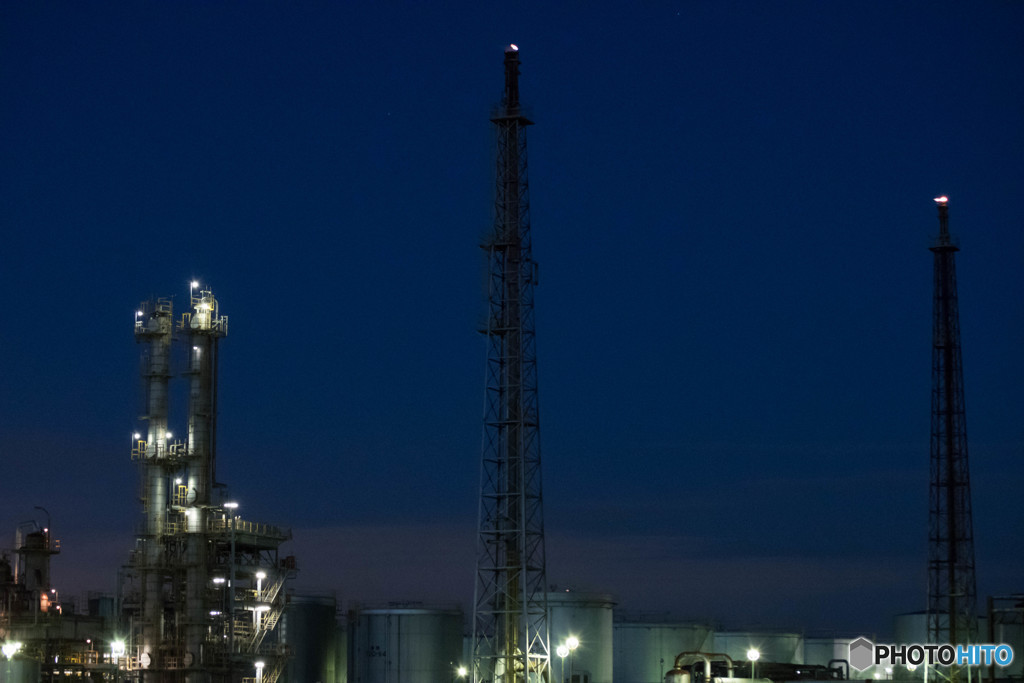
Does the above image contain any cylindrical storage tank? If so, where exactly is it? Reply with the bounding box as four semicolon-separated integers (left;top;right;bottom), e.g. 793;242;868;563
281;594;341;683
893;612;928;646
613;621;713;683
348;605;463;683
992;619;1023;678
712;631;803;665
803;637;855;669
547;592;615;683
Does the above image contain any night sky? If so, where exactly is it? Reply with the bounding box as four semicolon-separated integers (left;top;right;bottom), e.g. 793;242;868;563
2;3;1022;638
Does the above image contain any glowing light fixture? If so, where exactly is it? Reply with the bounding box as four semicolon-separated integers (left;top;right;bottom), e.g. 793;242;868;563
457;665;468;678
566;636;579;651
224;502;239;510
111;640;126;658
3;642;22;659
556;645;569;658
934;195;949;204
510;43;519;51
256;571;267;580
747;649;760;662
191;281;200;289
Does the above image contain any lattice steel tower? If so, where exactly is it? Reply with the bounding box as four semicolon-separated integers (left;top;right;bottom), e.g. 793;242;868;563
472;44;550;683
927;196;978;678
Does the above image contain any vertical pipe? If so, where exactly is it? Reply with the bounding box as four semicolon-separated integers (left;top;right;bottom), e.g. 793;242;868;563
185;288;224;683
136;299;173;672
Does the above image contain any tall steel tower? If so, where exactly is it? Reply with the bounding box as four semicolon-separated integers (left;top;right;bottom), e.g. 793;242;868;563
472;45;550;683
927;196;978;678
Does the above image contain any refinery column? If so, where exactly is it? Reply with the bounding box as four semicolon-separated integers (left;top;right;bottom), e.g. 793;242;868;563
184;284;227;683
926;196;978;683
473;44;550;683
134;297;174;671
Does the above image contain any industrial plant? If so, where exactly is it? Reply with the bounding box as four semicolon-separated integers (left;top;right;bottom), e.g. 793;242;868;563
2;45;1021;683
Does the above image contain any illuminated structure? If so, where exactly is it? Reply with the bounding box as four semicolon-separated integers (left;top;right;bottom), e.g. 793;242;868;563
122;283;294;683
472;45;550;683
926;197;978;681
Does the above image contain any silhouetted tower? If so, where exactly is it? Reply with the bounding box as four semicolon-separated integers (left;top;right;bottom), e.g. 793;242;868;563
472;44;550;683
927;196;978;678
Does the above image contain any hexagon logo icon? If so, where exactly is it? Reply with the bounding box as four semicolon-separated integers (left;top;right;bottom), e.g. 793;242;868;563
849;637;874;671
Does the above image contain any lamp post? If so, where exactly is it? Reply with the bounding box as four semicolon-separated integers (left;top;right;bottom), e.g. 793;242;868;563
224;502;239;673
255;660;265;683
556;645;569;683
566;637;579;683
747;648;760;680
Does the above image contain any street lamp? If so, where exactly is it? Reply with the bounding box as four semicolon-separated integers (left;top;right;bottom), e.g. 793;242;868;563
224;502;239;672
557;644;570;683
747;648;760;679
566;637;579;683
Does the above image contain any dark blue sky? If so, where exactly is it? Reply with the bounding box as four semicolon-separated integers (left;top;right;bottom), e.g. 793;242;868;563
2;2;1022;636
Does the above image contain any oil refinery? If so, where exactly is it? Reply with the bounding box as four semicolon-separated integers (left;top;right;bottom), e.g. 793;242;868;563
2;43;1022;683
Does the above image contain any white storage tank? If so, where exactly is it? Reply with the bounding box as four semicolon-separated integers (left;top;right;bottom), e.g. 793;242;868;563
348;604;463;683
612;619;713;683
547;592;615;683
712;631;803;665
804;636;855;670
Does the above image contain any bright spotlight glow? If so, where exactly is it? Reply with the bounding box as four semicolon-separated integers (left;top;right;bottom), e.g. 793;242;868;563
2;642;22;659
191;281;200;289
747;649;761;662
212;577;226;584
165;432;173;439
510;43;519;51
934;195;949;204
254;661;265;669
556;645;569;658
133;433;141;440
210;610;221;616
566;636;579;651
136;310;143;317
457;665;468;677
224;502;239;510
111;640;126;658
256;604;271;612
256;571;267;580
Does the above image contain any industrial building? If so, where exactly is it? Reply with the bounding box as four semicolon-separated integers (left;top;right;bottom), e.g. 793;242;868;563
117;284;296;683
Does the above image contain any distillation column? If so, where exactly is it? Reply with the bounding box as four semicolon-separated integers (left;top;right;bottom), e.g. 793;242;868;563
184;286;227;683
473;44;550;683
135;298;174;671
926;196;978;683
